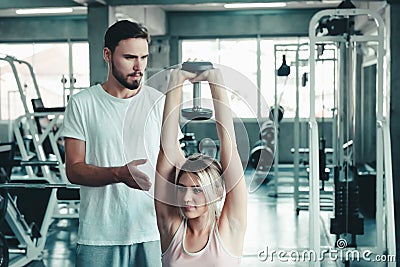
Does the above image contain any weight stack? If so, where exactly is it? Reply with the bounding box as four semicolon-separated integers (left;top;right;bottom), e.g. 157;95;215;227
330;174;364;235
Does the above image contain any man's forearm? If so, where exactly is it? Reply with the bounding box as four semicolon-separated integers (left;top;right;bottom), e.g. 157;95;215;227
66;162;120;186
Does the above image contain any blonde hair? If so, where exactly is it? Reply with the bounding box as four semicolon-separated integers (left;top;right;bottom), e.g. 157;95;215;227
176;154;225;223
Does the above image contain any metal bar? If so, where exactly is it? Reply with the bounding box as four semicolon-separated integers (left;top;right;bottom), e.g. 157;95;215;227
375;7;385;255
308;120;320;267
308;17;320;265
293;46;299;212
68;40;74;105
273;45;279;197
381;120;396;266
0;183;79;189
193;82;201;108
257;34;261;119
8;56;42;100
25;116;53;180
12;116;35;177
0;56;30;114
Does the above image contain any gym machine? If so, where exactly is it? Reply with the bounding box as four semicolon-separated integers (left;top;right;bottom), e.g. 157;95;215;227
270;45;290;197
293;43;337;214
308;6;395;267
269;43;323;198
0;54;67;183
247;45;290;195
0;54;79;223
0;142;79;267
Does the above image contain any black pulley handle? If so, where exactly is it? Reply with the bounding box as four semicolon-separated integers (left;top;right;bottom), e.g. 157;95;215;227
181;61;214;120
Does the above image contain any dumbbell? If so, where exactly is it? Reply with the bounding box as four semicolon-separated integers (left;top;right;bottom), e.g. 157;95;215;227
181;61;214;120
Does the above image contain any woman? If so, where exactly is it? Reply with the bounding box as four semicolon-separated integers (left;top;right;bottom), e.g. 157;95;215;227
155;66;247;267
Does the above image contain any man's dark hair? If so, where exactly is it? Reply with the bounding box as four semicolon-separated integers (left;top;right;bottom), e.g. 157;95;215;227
104;20;150;53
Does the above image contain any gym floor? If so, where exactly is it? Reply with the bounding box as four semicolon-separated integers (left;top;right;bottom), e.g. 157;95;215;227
23;168;378;267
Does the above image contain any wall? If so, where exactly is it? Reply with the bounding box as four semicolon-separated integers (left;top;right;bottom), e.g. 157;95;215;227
109;5;166;36
167;9;317;37
0;16;87;42
87;6;109;85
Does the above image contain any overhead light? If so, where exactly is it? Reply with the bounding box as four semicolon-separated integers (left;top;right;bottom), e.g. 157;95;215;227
16;8;74;15
224;2;287;9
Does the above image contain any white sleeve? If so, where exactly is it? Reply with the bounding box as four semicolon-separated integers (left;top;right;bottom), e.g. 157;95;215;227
60;97;86;141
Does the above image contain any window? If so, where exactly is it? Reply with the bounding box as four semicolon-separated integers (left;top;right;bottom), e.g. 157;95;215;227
0;42;89;120
70;42;90;99
182;39;258;118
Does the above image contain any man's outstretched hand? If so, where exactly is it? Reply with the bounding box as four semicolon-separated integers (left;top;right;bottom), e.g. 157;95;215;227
117;159;152;191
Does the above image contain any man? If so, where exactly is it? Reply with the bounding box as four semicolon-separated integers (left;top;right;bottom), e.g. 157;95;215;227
62;20;163;267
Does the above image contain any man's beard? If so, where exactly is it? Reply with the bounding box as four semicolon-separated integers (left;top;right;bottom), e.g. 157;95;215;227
111;59;143;90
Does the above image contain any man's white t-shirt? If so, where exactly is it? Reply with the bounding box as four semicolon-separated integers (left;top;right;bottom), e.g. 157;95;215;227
61;84;165;245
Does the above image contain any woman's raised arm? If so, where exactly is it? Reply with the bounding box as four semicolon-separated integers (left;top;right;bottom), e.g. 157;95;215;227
192;68;247;241
155;69;196;238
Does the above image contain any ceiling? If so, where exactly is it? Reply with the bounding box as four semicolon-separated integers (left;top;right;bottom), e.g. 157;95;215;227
0;0;387;17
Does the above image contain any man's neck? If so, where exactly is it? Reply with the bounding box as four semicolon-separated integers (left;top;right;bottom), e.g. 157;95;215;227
101;81;141;99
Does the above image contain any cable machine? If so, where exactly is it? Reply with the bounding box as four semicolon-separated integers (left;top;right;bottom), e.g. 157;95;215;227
293;43;337;214
270;43;336;206
308;7;395;267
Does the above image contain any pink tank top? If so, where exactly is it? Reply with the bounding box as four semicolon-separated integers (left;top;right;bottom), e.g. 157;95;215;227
162;219;241;267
